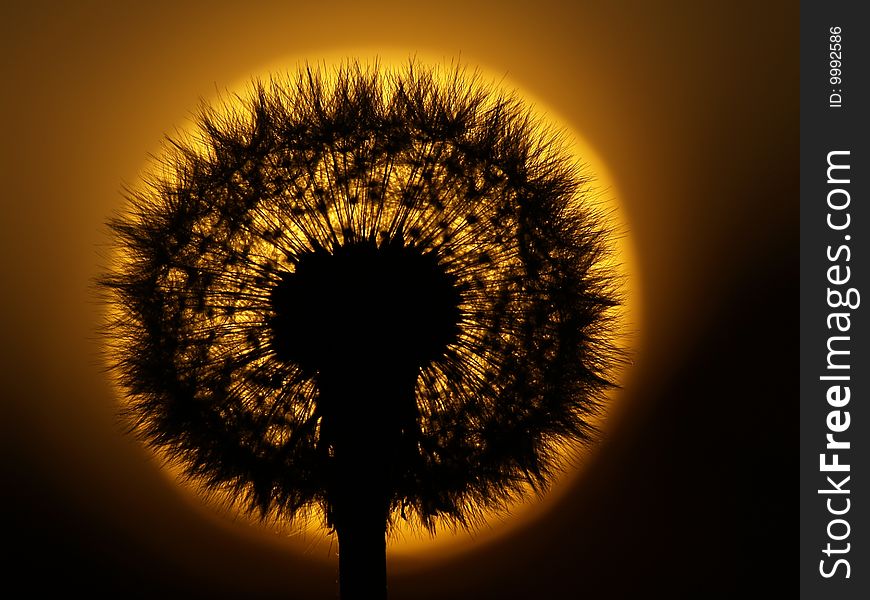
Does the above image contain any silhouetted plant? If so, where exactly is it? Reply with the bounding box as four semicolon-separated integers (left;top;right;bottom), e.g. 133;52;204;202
101;60;622;599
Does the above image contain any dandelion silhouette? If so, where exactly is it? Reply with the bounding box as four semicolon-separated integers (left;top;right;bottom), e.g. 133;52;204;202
101;60;622;598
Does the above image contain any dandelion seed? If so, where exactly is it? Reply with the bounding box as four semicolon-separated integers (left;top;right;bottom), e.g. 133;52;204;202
100;60;624;599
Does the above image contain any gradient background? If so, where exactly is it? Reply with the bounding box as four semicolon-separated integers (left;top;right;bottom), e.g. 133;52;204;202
1;1;797;597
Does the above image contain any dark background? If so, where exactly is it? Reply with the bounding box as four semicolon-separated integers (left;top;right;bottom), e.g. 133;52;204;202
1;1;796;597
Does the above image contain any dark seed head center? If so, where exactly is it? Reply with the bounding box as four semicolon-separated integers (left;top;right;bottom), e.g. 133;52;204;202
269;239;462;378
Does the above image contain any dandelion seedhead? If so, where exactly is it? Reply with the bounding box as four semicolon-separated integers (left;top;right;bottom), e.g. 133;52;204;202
101;60;622;539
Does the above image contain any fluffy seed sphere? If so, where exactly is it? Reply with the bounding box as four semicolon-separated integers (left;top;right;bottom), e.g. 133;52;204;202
101;61;623;533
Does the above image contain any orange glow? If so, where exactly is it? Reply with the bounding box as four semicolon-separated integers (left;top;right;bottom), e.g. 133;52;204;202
108;49;642;564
